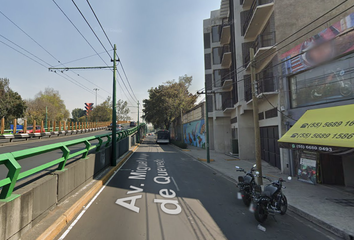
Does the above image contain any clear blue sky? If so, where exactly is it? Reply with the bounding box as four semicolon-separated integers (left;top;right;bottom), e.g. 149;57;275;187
0;0;220;121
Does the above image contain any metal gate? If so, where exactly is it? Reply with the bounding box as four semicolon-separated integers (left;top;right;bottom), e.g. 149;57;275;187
260;126;281;169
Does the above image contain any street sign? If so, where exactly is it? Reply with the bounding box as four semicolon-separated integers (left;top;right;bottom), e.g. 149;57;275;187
85;103;94;115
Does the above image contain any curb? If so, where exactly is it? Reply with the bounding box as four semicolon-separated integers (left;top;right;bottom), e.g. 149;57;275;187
288;205;352;240
36;144;140;240
170;144;351;239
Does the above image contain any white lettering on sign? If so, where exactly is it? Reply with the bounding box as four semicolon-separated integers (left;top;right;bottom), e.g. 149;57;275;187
115;195;142;213
159;189;176;198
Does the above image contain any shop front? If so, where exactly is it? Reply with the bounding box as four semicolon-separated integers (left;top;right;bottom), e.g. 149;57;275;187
278;104;354;187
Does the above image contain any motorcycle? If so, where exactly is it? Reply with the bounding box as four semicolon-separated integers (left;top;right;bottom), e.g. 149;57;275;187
235;164;258;207
253;176;292;223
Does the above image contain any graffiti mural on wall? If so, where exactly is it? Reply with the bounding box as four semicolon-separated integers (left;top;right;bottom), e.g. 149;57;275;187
183;119;205;148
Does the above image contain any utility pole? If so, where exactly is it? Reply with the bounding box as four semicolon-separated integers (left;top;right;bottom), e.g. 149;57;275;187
112;45;118;166
45;106;48;129
180;108;183;141
48;45;118;167
250;48;263;185
137;100;140;143
204;81;211;164
93;88;99;106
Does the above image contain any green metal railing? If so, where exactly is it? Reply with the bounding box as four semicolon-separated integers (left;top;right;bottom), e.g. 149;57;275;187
0;124;144;200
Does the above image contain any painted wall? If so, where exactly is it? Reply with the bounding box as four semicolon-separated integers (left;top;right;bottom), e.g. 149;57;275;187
183;119;206;148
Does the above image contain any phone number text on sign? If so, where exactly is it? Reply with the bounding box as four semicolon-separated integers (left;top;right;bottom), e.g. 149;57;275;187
300;120;354;129
290;133;354;140
292;144;333;152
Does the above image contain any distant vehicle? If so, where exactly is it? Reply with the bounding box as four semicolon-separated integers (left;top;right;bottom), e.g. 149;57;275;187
130;121;137;127
156;130;170;144
107;123;123;131
19;125;43;134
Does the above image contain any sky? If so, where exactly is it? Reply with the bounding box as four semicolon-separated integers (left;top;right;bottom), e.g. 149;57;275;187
0;0;220;121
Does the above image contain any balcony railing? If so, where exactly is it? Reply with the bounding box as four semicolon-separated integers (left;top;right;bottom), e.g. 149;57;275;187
242;0;273;36
219;19;232;45
243;31;275;68
222;98;234;111
221;44;232;68
257;74;277;94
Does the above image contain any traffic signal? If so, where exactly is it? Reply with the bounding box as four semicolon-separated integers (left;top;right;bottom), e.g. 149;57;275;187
85;103;94;115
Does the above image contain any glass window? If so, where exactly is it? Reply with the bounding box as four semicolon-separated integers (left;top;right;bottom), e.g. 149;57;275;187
204;33;211;49
212;26;220;42
214;70;222;87
213;47;222;65
204;53;211;70
289;53;354;108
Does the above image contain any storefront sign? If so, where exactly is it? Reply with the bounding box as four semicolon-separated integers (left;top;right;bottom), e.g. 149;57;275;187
279;104;354;150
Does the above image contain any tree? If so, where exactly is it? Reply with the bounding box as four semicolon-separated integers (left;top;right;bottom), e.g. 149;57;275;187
88;96;112;122
143;75;197;130
25;88;70;123
72;108;86;122
116;99;131;121
0;78;27;123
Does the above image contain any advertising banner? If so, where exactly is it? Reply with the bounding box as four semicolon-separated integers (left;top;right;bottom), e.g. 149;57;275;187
297;151;318;184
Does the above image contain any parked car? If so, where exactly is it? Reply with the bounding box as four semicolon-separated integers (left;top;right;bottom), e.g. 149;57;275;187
19;125;43;134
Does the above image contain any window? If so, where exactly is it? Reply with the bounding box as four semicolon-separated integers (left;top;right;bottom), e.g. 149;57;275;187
214;70;222;87
207;95;213;112
289;52;354;108
265;108;278;119
213;47;222;65
212;26;220;42
204;33;211;49
259;112;264;120
205;74;212;90
204;53;211;70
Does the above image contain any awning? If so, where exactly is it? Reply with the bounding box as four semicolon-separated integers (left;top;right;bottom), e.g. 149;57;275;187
278;104;354;153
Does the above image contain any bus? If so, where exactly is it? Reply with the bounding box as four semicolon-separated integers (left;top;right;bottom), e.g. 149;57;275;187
156;130;170;144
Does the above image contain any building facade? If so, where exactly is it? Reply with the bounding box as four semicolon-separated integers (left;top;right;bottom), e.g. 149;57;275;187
204;0;354;186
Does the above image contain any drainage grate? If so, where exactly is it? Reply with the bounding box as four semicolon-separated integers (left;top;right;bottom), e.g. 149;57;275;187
326;198;354;207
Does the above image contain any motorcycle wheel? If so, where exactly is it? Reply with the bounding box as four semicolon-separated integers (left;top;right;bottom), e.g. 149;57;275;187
280;195;288;215
242;193;252;207
254;204;268;223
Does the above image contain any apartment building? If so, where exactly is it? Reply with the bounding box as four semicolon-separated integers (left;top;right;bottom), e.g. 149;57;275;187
204;0;354;186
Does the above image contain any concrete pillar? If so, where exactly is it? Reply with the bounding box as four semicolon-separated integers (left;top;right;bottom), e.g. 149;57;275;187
13;119;17;134
24;119;27;133
1;117;4;134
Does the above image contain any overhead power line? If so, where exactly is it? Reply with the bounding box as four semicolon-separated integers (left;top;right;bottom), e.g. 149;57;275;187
84;0;139;102
71;0;112;60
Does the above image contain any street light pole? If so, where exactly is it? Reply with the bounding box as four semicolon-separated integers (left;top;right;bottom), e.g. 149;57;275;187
45;106;48;130
93;88;99;106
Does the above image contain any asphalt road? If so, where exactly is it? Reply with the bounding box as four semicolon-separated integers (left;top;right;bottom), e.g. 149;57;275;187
56;136;340;240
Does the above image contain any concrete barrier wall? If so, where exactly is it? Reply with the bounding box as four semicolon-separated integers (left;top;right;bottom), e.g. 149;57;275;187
0;136;135;240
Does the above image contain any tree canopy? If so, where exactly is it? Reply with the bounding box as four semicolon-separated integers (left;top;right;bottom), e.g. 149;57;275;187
143;75;197;129
72;108;86;122
0;78;27;122
88;97;112;122
25;88;70;123
116;99;131;121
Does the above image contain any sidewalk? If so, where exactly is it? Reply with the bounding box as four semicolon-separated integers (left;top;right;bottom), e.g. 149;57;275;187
178;145;354;239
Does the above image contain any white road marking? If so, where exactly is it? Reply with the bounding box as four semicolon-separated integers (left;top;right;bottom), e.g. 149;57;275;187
58;151;136;240
171;176;180;191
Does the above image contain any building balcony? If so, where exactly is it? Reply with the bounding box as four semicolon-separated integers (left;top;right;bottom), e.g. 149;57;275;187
243;31;276;73
242;0;274;41
220;21;231;45
244;74;278;104
240;0;254;10
222;98;234;113
221;45;232;69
